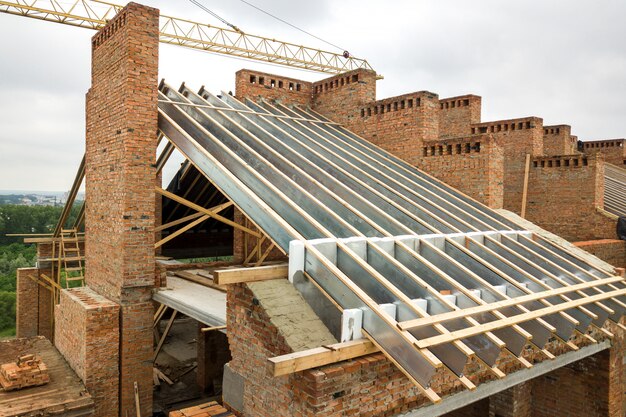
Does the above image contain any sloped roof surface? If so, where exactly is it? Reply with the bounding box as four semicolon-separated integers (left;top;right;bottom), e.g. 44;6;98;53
157;81;626;402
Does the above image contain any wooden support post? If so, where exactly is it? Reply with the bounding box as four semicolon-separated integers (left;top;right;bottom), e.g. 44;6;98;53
213;263;288;285
153;309;178;362
521;153;531;218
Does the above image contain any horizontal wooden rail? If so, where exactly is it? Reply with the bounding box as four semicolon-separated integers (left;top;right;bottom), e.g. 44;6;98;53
398;276;624;331
414;287;626;349
268;339;378;377
213;263;288;285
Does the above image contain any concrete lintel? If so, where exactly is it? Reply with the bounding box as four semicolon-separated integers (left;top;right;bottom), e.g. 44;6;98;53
398;339;611;417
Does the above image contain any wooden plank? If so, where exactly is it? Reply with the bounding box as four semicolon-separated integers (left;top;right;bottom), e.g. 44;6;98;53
156;187;261;237
174;270;227;292
398;276;624;331
268;339;379;377
213;263;288;285
521;153;531;218
414;287;626;349
155;214;210;249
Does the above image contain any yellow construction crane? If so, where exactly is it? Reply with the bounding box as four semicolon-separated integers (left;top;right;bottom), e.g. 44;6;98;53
0;0;377;76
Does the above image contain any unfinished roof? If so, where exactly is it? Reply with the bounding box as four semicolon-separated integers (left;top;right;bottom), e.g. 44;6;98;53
156;81;626;402
605;163;626;217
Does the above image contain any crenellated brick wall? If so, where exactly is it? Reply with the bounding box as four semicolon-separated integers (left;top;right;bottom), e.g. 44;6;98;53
543;124;578;156
470;117;544;214
312;69;378;128
350;91;440;165
438;95;482;139
525;155;617;241
417;135;504;208
582;139;626;166
235;69;313;106
55;287;120;417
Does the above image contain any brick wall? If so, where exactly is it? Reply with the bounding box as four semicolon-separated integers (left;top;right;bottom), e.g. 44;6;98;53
312;69;377;128
471;117;544;214
16;268;39;338
543;124;577;156
438;95;481;139
235;69;313;106
525;155;617;241
225;281;613;416
349;91;440;165
489;381;532;417
582;139;626;166
83;2;159;415
197;323;231;394
55;287;120;417
417;135;504;208
573;239;626;269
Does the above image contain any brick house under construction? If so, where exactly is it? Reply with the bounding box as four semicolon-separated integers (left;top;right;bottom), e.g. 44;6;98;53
3;2;626;417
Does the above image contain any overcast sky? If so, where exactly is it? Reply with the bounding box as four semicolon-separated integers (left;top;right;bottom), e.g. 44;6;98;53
1;0;625;191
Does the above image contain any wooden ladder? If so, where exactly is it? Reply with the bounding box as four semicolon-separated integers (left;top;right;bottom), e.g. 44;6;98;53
59;228;84;288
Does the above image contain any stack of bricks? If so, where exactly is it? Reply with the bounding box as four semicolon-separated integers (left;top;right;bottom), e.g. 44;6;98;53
54;287;119;416
0;354;49;391
168;401;233;417
417;135;504;208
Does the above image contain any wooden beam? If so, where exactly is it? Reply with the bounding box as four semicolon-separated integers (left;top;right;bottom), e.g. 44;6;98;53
521;153;531;218
268;339;379;377
154;214;210;249
200;325;227;332
414;287;626;349
153;309;178;362
156;187;261;237
213;263;288;285
154;211;204;232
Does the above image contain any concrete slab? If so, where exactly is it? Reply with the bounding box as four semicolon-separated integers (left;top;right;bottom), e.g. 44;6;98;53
153;276;226;327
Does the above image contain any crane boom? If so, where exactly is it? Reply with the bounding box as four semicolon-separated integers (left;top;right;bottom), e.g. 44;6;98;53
0;0;377;75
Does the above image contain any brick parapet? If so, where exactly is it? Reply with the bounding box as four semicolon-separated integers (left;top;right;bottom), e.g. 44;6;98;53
54;287;120;417
542;124;577;156
438;94;482;139
417;136;504;208
582;139;626;166
525;154;617;241
235;69;313;107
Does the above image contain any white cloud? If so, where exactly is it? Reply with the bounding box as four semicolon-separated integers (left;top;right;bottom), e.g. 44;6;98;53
0;0;625;190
